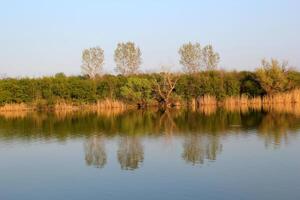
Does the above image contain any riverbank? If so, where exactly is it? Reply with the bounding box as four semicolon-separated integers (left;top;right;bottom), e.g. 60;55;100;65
1;69;300;111
2;90;300;115
1;67;300;109
0;99;129;112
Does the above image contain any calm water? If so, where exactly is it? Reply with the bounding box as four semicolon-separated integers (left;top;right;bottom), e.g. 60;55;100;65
0;109;300;200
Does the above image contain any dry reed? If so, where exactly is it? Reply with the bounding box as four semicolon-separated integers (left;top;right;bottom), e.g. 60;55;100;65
54;99;128;111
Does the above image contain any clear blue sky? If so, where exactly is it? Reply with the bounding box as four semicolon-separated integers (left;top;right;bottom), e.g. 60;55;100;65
1;0;299;77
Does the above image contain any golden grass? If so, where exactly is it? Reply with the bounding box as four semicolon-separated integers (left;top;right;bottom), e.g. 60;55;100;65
262;89;300;104
54;99;128;111
220;89;300;107
194;89;300;115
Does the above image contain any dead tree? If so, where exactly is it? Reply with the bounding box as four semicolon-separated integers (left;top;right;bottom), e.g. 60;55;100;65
154;72;179;108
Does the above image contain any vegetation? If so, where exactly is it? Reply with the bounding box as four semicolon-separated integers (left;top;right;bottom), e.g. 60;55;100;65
1;40;299;110
179;42;202;73
255;59;289;95
201;45;220;70
120;77;153;107
1;67;300;110
81;47;104;78
114;42;142;75
178;42;220;72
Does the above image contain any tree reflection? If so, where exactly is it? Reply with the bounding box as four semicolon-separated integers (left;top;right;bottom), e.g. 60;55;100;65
258;112;299;147
84;135;107;168
117;136;144;170
1;107;300;149
182;134;222;165
158;109;181;136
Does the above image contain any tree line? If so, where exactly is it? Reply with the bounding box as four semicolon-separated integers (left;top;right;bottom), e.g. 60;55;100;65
1;41;300;108
81;41;220;77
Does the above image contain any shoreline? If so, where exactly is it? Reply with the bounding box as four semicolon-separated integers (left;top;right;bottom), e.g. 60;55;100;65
1;100;300;113
2;89;300;112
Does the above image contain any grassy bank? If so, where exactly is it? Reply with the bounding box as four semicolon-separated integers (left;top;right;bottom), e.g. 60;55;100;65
0;99;129;112
2;90;300;112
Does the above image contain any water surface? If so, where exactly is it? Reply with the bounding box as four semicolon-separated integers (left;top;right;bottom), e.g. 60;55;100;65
0;109;300;200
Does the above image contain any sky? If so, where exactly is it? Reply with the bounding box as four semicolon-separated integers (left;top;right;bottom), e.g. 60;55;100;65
0;0;299;77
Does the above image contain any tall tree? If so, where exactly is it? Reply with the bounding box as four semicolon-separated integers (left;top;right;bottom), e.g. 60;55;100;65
202;45;220;70
114;42;142;75
81;47;104;79
255;58;289;94
179;42;202;73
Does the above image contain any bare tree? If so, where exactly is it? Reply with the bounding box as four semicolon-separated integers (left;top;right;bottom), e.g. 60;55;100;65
114;42;142;75
81;47;104;78
179;42;202;73
154;71;179;108
202;45;220;70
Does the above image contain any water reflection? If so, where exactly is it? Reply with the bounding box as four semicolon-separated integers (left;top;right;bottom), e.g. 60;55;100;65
258;112;300;147
117;136;144;170
84;135;107;168
182;134;222;165
0;107;300;170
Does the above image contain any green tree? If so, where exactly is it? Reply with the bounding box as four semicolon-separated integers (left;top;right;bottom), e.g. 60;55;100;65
255;59;289;94
179;42;202;73
114;42;142;75
120;77;153;106
224;72;240;96
81;47;104;79
202;45;220;70
240;72;265;97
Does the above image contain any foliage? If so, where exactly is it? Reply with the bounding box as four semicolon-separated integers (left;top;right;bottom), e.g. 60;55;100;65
239;72;265;97
223;72;240;96
114;42;142;75
179;42;202;73
120;77;153;105
201;45;220;70
178;43;220;72
1;68;300;107
81;47;104;78
255;59;289;94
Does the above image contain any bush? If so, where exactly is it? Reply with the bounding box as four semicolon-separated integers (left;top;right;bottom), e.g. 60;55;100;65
120;77;153;105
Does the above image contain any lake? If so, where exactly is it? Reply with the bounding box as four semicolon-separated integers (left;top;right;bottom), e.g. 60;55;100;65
0;108;300;200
